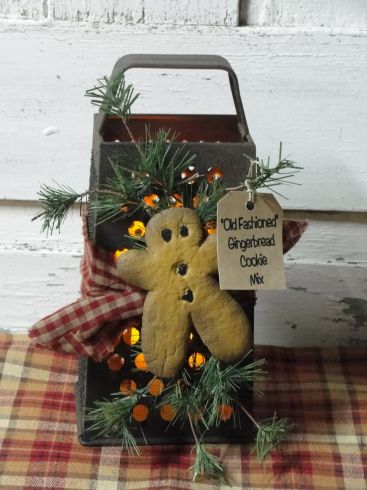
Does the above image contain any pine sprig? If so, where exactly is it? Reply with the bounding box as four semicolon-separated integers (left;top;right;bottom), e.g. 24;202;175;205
85;73;139;121
158;373;206;429
138;128;196;200
189;442;227;483
195;179;226;223
243;142;302;199
256;413;294;462
91;157;141;224
197;355;267;426
32;183;88;234
85;394;140;454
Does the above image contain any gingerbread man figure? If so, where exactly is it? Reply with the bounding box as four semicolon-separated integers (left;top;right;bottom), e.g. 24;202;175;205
117;207;251;378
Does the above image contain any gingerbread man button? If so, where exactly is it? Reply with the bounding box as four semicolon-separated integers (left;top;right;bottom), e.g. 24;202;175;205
117;207;251;378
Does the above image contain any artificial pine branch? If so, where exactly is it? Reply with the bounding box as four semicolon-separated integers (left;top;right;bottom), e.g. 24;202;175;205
158;372;206;429
197;355;267;427
195;179;226;223
256;413;294;462
32;183;88;234
85;394;140;455
85;73;143;158
238;402;294;463
137;128;196;201
244;142;303;197
85;73;139;122
189;441;227;482
90;156;141;224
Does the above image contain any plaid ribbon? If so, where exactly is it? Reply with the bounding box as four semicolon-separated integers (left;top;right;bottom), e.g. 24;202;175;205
29;217;307;361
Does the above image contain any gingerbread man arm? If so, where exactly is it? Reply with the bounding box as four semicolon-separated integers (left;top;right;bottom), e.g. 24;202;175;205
192;233;218;275
116;249;158;291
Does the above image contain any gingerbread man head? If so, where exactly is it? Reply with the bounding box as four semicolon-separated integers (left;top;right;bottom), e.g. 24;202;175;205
117;207;251;378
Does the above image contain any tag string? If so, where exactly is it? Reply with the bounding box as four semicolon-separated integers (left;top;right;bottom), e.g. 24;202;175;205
226;159;263;210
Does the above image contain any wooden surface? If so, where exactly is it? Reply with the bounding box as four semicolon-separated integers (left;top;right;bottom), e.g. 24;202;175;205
1;203;365;345
0;1;366;343
0;23;366;210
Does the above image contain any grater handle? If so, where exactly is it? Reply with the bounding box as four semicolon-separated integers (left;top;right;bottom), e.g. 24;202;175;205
100;54;249;136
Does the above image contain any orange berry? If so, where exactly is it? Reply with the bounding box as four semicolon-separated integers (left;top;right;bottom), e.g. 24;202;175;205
143;194;160;208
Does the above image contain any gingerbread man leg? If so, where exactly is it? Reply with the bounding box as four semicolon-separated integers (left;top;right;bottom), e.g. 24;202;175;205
142;291;191;378
190;280;252;363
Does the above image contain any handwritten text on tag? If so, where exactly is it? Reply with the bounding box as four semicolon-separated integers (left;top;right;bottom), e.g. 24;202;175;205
217;191;286;290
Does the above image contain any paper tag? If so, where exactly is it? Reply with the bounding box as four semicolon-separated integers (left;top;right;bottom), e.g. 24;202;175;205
217;191;286;290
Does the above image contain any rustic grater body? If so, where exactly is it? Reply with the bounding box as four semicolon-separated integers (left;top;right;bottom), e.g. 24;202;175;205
77;54;257;446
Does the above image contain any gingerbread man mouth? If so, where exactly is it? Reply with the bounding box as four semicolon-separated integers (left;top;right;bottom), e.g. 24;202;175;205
117;207;252;378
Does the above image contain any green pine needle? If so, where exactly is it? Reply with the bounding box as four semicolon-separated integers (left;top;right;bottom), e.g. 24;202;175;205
158;374;205;428
197;355;267;426
85;393;141;455
244;143;303;197
90;156;141;224
256;413;294;462
32;183;88;234
138;128;196;200
195;179;226;223
85;73;139;120
189;443;227;482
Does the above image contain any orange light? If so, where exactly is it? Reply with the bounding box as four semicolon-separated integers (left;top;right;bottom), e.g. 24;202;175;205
169;193;183;208
192;195;199;208
113;248;128;261
204;221;216;235
132;404;149;422
134;353;148;371
119;379;137;395
128;221;146;237
218;404;233;421
181;167;197;184
143;193;160;208
121;326;140;345
107;353;125;371
188;352;206;370
148;378;164;396
120;205;129;213
160;404;177;422
206;166;224;183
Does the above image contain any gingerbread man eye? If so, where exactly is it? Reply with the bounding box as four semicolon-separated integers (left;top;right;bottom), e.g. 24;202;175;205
179;225;189;237
161;229;172;242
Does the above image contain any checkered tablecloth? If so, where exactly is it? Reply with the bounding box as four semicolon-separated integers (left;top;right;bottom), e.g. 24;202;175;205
1;334;366;490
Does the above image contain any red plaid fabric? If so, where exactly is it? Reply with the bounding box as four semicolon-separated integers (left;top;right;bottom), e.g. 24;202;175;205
29;216;145;361
282;219;308;254
1;334;366;489
29;217;307;361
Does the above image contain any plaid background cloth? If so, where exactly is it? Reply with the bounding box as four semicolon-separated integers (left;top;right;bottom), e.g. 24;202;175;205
28;218;307;362
1;334;366;490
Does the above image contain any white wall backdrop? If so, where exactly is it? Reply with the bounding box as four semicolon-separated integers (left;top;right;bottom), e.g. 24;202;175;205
0;0;366;342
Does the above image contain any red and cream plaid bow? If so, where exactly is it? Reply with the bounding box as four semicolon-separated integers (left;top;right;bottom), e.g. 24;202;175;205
29;217;307;361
